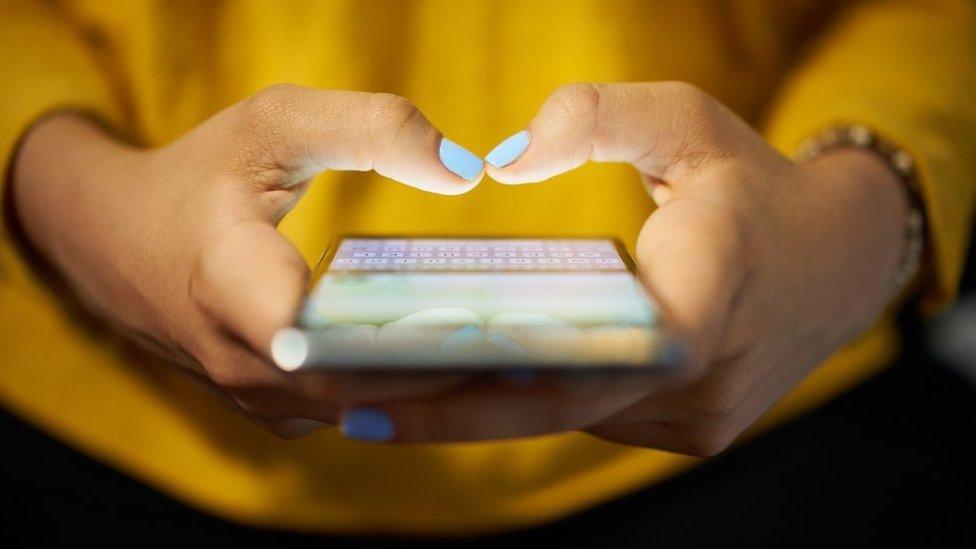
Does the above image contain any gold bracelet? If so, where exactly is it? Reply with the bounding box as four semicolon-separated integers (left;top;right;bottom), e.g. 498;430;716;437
796;124;925;302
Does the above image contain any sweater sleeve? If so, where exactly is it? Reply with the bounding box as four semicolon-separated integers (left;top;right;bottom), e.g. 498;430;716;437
0;0;122;284
762;0;976;312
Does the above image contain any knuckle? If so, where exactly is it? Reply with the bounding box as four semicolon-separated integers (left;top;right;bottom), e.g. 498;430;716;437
243;83;302;124
370;93;419;127
235;397;279;418
660;81;717;118
679;426;736;457
197;348;260;393
236;84;305;171
206;362;250;391
690;391;740;424
547;82;601;121
365;93;421;170
368;93;420;138
656;81;728;165
209;370;286;418
682;376;746;425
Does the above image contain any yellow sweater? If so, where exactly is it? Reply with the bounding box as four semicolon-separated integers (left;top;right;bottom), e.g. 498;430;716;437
1;0;974;537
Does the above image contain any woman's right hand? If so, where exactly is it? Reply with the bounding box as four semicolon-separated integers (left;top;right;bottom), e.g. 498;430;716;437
10;84;482;436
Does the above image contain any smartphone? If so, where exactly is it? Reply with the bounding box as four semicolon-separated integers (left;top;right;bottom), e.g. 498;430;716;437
271;236;684;373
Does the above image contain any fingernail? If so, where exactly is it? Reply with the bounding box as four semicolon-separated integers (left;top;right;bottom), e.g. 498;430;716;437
441;324;485;354
485;130;530;168
271;328;308;372
488;333;525;354
489;334;534;383
439;137;484;181
341;408;395;442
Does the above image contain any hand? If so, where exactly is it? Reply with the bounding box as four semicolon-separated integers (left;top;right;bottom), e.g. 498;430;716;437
340;82;908;455
11;84;484;437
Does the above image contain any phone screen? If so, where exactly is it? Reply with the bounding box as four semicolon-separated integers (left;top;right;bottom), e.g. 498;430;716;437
273;237;679;372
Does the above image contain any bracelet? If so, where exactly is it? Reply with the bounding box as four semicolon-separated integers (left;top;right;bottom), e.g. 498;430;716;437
796;124;926;302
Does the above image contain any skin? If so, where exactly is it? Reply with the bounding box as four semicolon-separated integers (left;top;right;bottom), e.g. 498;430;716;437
11;86;478;436
11;82;908;453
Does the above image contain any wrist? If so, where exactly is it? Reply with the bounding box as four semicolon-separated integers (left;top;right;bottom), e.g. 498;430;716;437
796;124;926;304
808;147;907;213
801;147;910;306
11;113;139;272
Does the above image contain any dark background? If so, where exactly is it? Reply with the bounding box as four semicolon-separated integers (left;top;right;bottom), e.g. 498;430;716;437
3;237;974;548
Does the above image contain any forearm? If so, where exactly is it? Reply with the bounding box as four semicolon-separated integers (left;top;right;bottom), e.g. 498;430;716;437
12;114;139;278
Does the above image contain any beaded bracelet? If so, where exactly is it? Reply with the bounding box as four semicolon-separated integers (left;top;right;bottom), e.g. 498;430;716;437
796;125;925;302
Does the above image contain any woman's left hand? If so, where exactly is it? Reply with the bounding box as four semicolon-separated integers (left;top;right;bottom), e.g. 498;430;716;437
339;82;909;455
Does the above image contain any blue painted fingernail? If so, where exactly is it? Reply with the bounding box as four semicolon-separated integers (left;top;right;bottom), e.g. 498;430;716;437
489;334;535;384
485;130;530;168
488;333;525;354
341;408;394;442
441;324;484;353
439;137;484;181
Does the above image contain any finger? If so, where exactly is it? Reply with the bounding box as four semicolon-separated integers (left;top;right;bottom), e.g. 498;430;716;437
229;84;482;198
193;333;338;419
587;400;747;457
191;220;309;355
296;371;471;405
338;373;659;443
263;418;330;439
486;82;746;185
192;226;476;402
197;327;469;426
193;235;474;403
184;367;329;438
487;81;752;370
585;422;720;456
634;198;748;377
199;375;331;439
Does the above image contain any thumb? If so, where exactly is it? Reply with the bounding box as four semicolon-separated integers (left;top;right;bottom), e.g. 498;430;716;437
224;85;484;197
485;82;745;185
635;198;747;377
190;220;309;356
